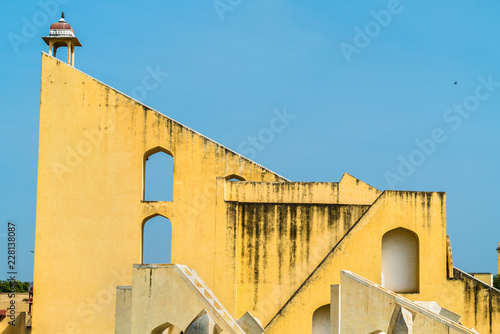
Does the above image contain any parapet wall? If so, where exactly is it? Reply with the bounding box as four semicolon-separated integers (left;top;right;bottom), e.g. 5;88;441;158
225;173;381;205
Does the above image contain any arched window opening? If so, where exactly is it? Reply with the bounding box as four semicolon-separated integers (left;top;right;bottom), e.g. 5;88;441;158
381;228;419;293
225;174;246;182
312;304;330;334
142;215;172;264
144;148;173;201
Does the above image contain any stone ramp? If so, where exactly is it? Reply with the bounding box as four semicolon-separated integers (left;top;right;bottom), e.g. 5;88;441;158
117;264;246;334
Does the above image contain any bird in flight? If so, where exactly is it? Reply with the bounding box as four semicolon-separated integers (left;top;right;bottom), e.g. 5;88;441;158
454;81;458;85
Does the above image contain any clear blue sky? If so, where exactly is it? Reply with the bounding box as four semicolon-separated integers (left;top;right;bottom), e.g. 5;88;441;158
1;0;499;281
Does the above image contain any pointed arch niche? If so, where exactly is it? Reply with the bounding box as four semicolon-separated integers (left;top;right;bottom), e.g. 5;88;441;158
142;215;172;264
381;228;419;293
143;147;174;202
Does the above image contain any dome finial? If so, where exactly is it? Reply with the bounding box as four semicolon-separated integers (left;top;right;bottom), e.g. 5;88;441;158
42;11;82;67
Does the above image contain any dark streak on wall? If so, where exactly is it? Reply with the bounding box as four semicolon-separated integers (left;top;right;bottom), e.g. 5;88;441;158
453;268;500;334
236;203;370;311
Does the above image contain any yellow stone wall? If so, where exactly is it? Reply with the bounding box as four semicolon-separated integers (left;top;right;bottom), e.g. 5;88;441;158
233;202;370;324
0;293;30;333
338;271;476;334
470;273;493;286
224;173;381;205
34;54;500;333
34;54;284;333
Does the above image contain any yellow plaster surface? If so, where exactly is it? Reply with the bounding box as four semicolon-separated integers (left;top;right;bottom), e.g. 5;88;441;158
34;53;500;334
34;54;284;333
264;192;500;334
